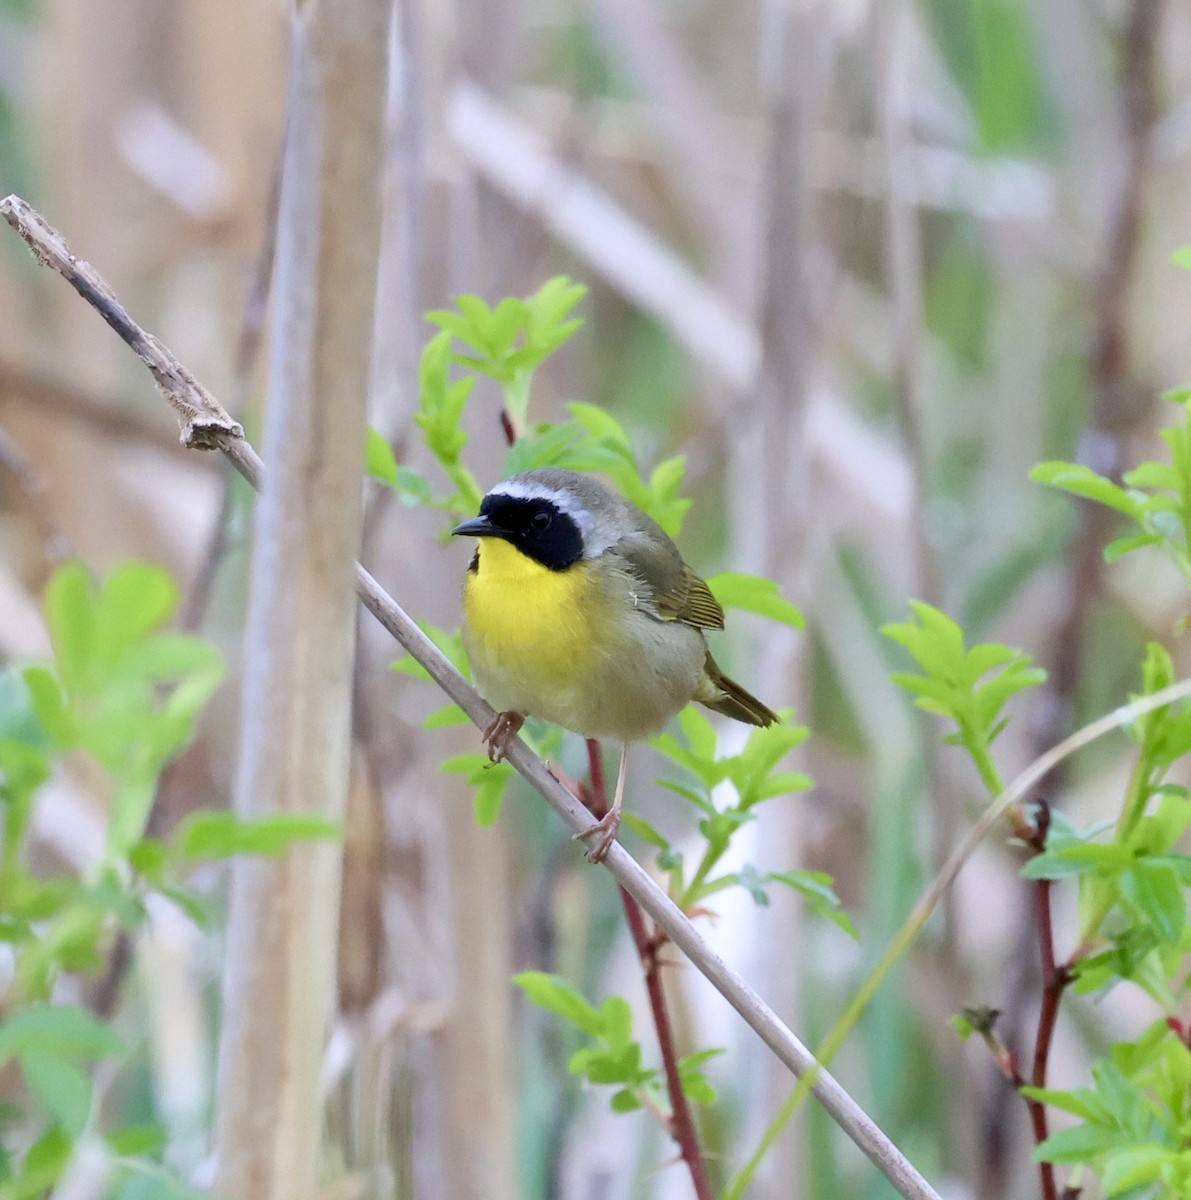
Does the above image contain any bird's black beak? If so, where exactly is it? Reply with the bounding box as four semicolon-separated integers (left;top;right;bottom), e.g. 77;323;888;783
451;514;499;538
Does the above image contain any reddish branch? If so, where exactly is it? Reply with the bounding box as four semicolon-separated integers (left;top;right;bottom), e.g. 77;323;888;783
585;739;713;1200
985;5;1167;1196
1018;805;1073;1200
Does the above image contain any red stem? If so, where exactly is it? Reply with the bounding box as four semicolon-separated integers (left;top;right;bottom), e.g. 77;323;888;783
585;739;712;1200
1028;875;1074;1200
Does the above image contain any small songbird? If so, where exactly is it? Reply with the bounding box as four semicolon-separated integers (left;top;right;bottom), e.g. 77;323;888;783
453;468;779;861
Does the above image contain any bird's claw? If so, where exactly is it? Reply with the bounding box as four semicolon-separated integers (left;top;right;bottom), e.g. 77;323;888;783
574;808;621;864
482;711;525;763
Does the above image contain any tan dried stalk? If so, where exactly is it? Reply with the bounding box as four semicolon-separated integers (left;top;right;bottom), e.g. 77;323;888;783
206;0;390;1196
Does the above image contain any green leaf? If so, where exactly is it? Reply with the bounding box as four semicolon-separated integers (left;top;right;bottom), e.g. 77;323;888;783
391;656;431;682
20;1051;91;1135
0;669;49;751
654;778;714;812
767;869;858;938
423;704;470;730
620;811;671;849
1122;462;1182;491
734;865;770;906
1103;533;1162;564
1119;861;1186;945
364;427;399;486
106;1124;167;1157
21;665;73;748
1029;462;1143;517
174;812;340;861
501;421;583;476
42;560;93;689
1018;1085;1103;1122
707;573;804;628
1102;1145;1178;1193
567;402;631;449
472;772;510;827
19;1126;73;1187
1172;246;1191;271
158;884;211;929
601;996;633;1052
1034;1121;1125;1163
94;562;179;666
128;838;168;883
513;972;604;1038
0;1005;123;1063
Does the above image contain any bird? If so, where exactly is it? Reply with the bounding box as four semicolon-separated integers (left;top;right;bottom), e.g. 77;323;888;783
452;467;779;862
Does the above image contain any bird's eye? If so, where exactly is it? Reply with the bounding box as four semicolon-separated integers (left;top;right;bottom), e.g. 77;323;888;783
531;511;552;530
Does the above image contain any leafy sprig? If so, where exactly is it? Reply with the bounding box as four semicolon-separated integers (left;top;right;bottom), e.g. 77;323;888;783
514;972;722;1116
883;600;1046;797
1032;391;1191;584
1022;644;1191;1001
1023;1020;1191;1196
426;277;586;435
0;560;338;1198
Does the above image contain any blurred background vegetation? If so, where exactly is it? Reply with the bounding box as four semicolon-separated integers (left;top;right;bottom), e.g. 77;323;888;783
1;0;1190;1197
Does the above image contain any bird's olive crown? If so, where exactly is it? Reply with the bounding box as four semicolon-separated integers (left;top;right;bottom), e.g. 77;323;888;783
478;492;584;571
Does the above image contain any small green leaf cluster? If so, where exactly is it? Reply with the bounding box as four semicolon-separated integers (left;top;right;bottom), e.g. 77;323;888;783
364;428;433;507
707;573;805;629
365;277;702;537
1024;644;1191;1001
503;402;691;535
426;277;586;434
1032;390;1191;582
0;560;335;1198
390;621;472;728
514;972;722;1115
623;710;853;936
883;600;1046;797
3;561;225;1000
366;277;589;520
1024;1020;1191;1197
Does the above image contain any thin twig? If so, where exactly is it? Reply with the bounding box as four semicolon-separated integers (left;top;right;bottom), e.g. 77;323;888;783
0;191;942;1200
0;198;241;451
1027;879;1062;1200
585;740;712;1200
1018;802;1069;1200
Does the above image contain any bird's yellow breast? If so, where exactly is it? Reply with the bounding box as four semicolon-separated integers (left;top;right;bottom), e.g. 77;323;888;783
463;538;604;682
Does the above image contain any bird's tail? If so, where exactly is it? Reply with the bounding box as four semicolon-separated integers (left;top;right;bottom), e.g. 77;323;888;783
697;652;780;727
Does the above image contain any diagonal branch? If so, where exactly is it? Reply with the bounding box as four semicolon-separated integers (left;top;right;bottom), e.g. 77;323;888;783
0;192;941;1200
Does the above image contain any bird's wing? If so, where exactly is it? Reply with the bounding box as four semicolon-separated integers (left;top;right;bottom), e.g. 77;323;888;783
613;534;725;631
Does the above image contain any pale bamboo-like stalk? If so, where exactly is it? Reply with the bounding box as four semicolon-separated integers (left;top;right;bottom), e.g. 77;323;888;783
207;1;390;1197
0;192;943;1200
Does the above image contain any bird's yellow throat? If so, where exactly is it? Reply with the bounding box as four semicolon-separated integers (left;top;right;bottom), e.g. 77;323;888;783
463;537;602;678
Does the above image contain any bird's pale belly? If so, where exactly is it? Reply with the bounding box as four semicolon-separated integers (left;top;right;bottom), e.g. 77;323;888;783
462;539;705;741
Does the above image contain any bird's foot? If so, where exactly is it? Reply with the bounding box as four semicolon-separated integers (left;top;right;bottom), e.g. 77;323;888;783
481;711;525;763
574;807;621;864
